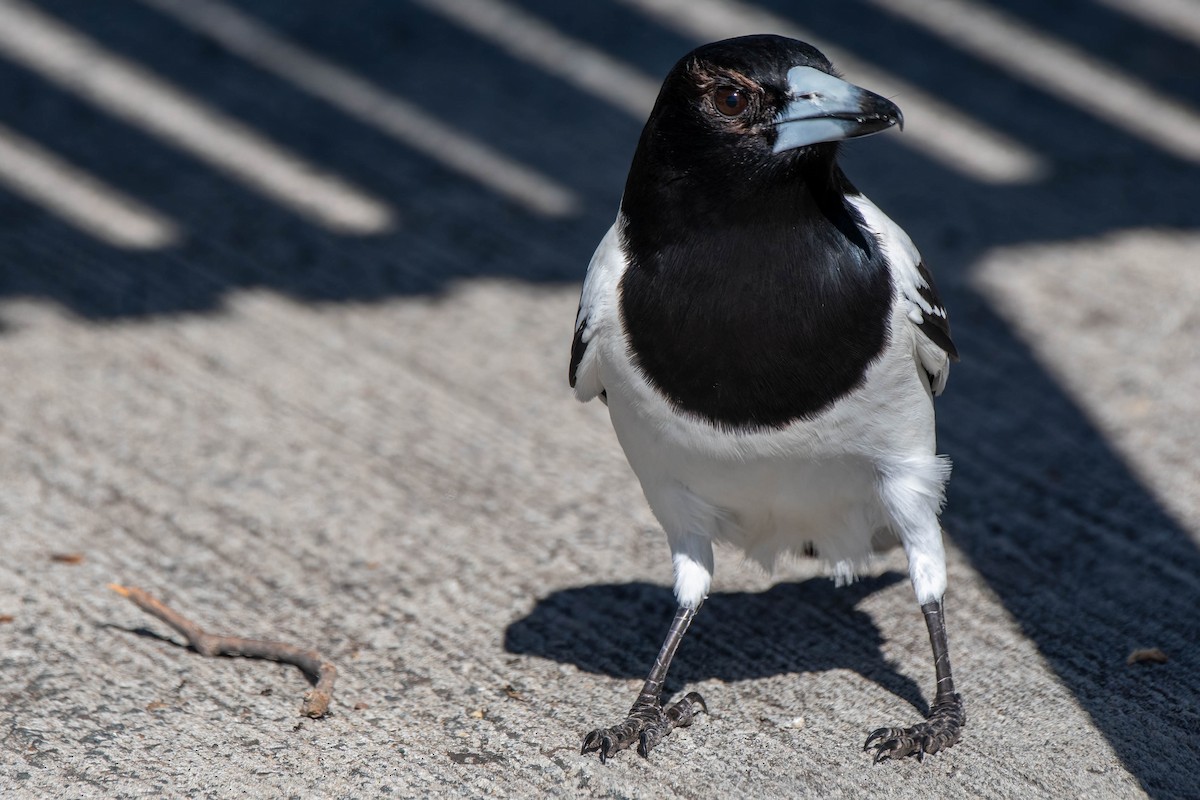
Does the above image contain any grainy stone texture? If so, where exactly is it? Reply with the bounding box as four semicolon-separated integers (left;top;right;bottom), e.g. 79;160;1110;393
1;1;1198;798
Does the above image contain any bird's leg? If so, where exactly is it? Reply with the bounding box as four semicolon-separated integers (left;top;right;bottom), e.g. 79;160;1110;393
865;598;965;762
581;603;707;762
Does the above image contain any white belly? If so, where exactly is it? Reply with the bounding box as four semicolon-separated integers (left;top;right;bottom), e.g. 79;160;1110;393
599;304;949;606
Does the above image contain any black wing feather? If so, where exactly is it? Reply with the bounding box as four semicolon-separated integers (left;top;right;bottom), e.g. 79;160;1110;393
569;315;587;388
915;260;959;362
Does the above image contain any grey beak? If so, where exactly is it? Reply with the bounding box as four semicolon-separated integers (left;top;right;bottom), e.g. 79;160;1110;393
772;66;903;153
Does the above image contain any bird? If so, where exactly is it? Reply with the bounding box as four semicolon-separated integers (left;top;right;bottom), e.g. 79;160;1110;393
569;34;964;764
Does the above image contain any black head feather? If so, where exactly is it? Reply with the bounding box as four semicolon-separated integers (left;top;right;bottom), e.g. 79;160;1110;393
617;35;894;430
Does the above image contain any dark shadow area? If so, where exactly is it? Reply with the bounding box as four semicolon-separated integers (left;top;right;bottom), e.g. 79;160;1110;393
0;0;1197;312
934;301;1200;800
101;623;187;650
504;573;928;713
0;1;1197;796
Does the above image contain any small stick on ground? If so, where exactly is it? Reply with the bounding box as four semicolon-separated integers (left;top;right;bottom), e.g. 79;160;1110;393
108;584;337;717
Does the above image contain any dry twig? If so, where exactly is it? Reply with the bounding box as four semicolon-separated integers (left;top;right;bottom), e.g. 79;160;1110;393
108;584;337;717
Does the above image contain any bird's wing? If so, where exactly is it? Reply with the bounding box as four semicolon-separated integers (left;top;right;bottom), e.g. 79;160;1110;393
570;221;625;402
847;195;958;395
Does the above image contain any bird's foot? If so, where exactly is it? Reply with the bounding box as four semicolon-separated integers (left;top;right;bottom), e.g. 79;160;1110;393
581;691;707;762
865;693;965;763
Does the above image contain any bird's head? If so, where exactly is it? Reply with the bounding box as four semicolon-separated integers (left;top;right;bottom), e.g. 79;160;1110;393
623;35;902;216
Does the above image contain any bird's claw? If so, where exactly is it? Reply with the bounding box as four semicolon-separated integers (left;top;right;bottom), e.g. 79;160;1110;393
581;691;707;762
865;693;964;763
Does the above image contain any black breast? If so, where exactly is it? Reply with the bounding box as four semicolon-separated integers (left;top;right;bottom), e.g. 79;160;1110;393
618;192;893;430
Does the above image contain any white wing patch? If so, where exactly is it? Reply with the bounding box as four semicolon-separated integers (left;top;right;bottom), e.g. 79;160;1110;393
847;195;956;395
570;220;626;402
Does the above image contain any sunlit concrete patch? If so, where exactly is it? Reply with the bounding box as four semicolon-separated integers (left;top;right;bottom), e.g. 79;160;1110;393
620;0;1046;184
0;275;1145;797
869;0;1200;164
411;0;661;116
139;0;579;218
0;0;394;234
0;123;179;249
973;229;1200;535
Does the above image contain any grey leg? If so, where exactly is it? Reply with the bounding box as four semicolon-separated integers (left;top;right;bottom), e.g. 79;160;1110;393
581;604;708;762
865;599;966;762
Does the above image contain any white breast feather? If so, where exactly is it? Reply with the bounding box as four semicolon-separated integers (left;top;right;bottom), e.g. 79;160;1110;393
571;222;625;403
570;208;952;608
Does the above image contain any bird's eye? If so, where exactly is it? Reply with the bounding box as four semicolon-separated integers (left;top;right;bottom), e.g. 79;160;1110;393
713;86;749;117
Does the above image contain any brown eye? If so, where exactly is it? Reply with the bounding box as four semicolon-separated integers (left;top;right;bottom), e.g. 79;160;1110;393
713;86;749;117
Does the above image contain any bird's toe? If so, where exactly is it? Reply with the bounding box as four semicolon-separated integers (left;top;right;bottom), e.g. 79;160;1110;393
866;694;964;763
581;692;708;763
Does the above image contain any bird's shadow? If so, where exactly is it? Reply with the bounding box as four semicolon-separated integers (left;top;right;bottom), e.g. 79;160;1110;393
505;571;930;714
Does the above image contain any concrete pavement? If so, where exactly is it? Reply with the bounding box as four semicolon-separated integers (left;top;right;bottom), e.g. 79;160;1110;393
2;1;1199;797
